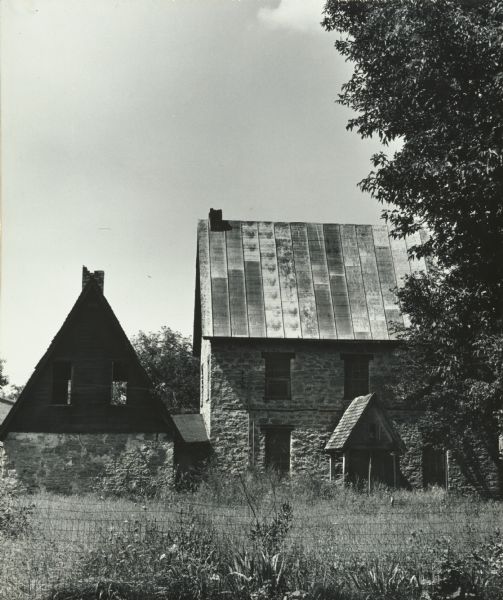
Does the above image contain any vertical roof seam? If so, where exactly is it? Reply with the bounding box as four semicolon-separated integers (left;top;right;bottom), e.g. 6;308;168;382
384;223;404;331
319;224;337;339
339;224;356;340
205;220;214;337
305;223;321;339
272;224;286;339
355;225;373;340
370;226;390;340
288;222;304;338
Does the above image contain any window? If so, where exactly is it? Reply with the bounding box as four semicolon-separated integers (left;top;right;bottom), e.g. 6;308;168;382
52;362;72;405
342;354;371;399
264;428;291;474
422;446;447;488
111;361;128;406
263;353;294;399
368;422;382;442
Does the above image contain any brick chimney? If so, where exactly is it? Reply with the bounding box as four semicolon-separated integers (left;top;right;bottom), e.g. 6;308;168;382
82;266;104;292
209;208;231;232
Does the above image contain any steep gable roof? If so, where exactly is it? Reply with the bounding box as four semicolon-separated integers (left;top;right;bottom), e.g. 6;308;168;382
194;218;427;351
325;393;405;452
0;274;173;438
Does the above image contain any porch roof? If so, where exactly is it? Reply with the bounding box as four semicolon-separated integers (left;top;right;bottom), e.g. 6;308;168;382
172;414;209;444
325;393;405;452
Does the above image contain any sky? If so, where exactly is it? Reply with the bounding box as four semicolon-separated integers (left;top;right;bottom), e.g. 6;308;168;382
1;0;391;387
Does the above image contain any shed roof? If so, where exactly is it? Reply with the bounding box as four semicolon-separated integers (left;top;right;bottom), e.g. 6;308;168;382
172;414;209;444
194;218;427;349
324;393;405;452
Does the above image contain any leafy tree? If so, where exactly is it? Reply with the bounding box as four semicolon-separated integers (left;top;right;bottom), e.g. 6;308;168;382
132;327;199;413
323;1;503;465
0;360;8;393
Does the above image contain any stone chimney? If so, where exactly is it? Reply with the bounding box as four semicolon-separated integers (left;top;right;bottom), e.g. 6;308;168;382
209;208;231;232
82;266;104;292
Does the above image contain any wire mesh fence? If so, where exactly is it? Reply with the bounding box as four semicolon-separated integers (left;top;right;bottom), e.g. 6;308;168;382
1;491;502;599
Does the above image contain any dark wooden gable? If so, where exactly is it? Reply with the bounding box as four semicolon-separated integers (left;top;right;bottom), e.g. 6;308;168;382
1;276;173;436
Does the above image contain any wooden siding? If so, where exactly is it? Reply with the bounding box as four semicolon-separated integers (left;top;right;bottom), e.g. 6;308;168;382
7;285;168;433
198;219;426;341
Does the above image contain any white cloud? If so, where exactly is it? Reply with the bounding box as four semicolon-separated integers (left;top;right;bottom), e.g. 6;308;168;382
258;0;326;33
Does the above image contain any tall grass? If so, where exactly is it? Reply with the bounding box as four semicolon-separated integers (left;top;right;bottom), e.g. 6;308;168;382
1;472;502;600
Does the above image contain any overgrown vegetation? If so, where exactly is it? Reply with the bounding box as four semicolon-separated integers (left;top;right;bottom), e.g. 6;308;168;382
96;444;172;500
1;473;502;600
0;472;32;539
322;0;503;475
132;326;199;413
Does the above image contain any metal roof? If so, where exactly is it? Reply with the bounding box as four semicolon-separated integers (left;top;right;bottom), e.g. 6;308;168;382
172;414;209;444
196;219;427;341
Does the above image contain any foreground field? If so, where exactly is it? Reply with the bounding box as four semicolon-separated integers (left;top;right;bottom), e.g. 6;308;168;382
1;475;502;600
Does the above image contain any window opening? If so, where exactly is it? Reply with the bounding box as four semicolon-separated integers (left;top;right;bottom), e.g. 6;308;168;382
263;353;293;399
343;355;371;399
264;428;291;474
422;446;447;488
368;422;381;442
111;361;128;406
52;362;72;405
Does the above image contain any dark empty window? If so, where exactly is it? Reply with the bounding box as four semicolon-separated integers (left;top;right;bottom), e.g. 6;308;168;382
52;362;72;405
343;355;371;399
264;428;291;474
263;353;293;399
111;361;128;406
422;446;447;488
368;422;382;442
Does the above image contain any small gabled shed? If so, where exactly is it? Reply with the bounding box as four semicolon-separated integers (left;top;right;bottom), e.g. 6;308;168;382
325;393;405;488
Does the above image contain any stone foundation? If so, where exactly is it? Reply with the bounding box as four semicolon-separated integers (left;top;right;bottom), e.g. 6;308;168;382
0;432;174;494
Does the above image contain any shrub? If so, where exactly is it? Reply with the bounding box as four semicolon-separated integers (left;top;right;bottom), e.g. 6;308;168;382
95;444;172;500
0;472;32;538
49;513;224;600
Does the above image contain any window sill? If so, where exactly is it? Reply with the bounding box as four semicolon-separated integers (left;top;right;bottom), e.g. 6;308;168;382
263;397;291;402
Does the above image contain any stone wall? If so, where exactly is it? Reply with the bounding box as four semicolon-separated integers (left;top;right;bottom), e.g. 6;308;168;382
202;339;502;496
205;339;402;478
0;432;174;494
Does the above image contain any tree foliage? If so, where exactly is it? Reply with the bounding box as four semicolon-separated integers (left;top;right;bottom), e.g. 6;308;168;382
0;360;8;392
323;1;503;451
132;327;199;414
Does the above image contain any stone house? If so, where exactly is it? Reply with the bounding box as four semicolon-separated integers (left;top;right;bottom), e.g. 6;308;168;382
193;211;502;496
0;267;179;493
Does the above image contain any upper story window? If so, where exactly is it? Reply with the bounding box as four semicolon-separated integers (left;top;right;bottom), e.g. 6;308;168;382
342;354;372;399
263;353;294;400
111;361;128;406
52;361;72;405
